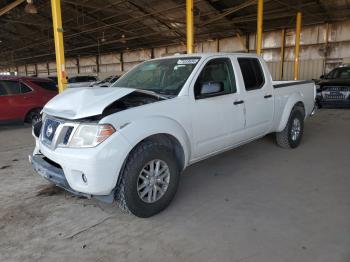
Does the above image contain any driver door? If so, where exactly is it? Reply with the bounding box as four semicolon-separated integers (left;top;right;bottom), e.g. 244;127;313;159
190;57;245;160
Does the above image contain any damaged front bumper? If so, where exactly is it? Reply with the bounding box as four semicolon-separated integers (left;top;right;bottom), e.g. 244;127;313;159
29;154;115;203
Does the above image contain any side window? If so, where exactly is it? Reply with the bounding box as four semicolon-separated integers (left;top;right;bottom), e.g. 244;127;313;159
237;58;265;91
20;83;32;93
0;80;20;95
0;83;8;96
30;80;57;91
194;58;236;98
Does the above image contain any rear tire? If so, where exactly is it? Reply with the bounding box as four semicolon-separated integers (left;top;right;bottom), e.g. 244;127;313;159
276;107;304;149
115;140;180;218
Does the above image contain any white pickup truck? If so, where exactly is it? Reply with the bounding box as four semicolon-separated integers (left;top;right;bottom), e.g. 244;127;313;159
30;53;316;217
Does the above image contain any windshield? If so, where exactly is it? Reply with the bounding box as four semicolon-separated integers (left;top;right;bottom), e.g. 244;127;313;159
112;57;200;95
327;67;350;80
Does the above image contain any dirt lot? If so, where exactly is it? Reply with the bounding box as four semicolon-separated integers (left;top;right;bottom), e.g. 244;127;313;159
0;109;349;262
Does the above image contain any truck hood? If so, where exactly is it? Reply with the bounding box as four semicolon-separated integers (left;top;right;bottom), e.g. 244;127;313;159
43;87;135;119
318;79;350;86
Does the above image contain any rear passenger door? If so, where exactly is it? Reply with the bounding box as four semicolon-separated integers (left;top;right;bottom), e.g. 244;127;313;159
236;57;274;138
0;81;12;121
0;80;22;121
0;80;34;122
190;57;246;159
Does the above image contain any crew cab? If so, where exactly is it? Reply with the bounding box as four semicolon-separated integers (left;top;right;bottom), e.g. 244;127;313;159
0;76;57;124
30;53;316;217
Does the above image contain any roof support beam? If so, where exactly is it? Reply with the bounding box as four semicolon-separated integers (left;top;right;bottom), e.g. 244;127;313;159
200;0;256;27
0;0;25;17
127;0;185;40
273;0;323;20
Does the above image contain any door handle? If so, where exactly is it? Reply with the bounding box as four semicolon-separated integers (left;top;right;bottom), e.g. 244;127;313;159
264;94;272;99
233;100;244;105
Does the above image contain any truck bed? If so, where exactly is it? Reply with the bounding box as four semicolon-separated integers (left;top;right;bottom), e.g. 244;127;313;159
271;80;316;132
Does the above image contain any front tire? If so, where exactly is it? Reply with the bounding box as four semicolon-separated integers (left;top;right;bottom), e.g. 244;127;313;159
115;140;180;218
276;107;304;149
26;109;42;126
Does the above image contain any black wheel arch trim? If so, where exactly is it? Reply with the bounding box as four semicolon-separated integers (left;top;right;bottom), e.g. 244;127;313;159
274;80;314;89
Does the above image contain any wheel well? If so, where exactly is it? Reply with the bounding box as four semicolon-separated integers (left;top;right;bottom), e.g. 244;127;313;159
115;133;185;191
24;107;42;122
294;101;305;118
142;134;185;171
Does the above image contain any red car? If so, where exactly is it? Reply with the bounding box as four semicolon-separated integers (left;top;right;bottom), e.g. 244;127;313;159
0;76;58;125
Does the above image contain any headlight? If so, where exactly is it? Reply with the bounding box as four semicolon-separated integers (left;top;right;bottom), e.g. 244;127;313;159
315;85;321;92
69;124;116;148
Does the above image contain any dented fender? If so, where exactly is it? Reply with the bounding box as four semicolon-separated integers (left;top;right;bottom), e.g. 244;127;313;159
115;116;192;168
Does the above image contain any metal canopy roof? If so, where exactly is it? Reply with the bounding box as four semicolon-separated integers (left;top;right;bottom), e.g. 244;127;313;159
1;0;350;67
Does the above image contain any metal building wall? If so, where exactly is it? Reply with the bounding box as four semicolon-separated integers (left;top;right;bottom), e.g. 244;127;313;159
5;20;350;81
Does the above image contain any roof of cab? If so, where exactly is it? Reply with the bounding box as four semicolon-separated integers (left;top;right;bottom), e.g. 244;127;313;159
151;52;260;61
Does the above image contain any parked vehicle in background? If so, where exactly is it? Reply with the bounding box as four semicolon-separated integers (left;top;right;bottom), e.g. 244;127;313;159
30;53;316;218
0;76;57;124
47;76;58;85
67;75;98;88
91;75;119;87
316;65;350;107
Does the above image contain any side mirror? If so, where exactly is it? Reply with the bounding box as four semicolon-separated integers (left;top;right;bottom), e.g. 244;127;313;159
197;81;224;98
320;75;325;79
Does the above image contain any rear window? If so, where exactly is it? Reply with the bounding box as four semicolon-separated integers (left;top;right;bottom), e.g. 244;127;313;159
238;58;265;91
30;80;57;91
0;80;20;95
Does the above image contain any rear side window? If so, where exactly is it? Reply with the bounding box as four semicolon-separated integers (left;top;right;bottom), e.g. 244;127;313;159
0;80;20;95
237;58;265;91
20;83;32;93
30;80;57;91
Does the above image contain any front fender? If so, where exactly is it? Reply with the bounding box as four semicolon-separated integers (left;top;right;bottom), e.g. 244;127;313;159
118;116;192;167
276;92;304;132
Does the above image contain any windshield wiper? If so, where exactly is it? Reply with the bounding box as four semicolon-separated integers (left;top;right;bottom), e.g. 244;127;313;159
135;89;169;99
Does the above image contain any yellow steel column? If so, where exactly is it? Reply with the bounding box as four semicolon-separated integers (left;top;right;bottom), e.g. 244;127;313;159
323;23;330;75
280;29;286;80
256;0;263;55
294;12;302;80
51;0;67;92
186;0;194;54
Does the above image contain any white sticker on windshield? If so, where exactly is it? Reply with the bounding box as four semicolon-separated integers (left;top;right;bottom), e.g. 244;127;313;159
177;59;199;65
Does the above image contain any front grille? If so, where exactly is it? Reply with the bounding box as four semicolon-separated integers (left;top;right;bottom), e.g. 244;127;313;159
322;86;350;101
63;126;74;145
325;94;346;100
43;118;61;142
323;86;350;92
41;116;76;149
